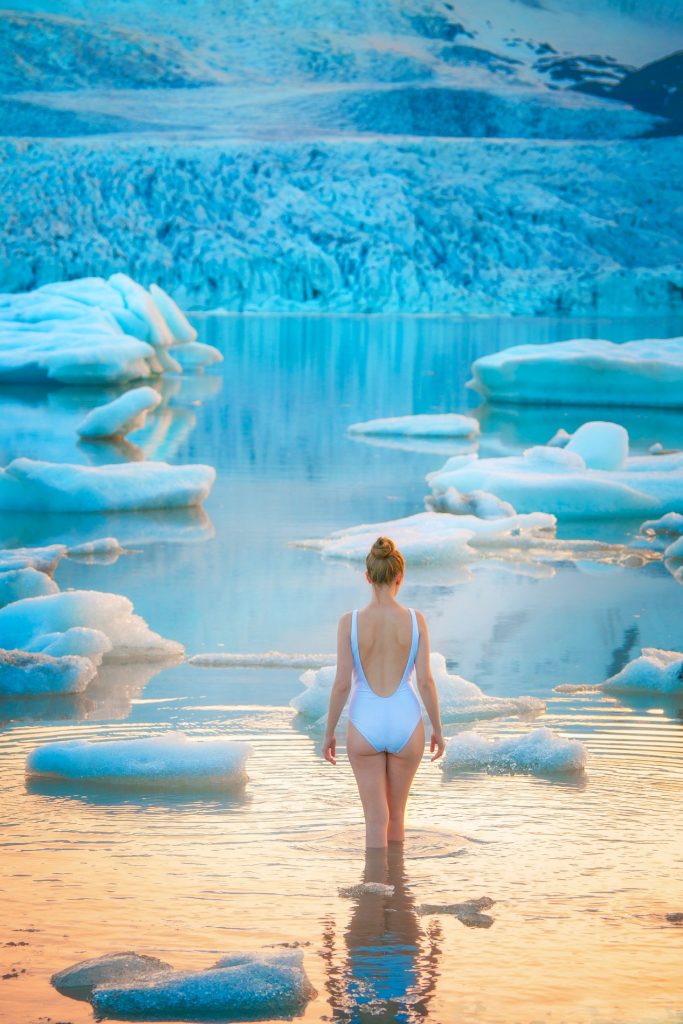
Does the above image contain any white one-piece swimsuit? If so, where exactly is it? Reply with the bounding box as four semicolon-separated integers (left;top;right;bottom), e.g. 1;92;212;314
348;607;422;754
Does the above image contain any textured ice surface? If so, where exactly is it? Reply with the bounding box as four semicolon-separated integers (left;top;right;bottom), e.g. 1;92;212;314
0;590;183;663
52;952;172;999
77;386;162;439
0;544;65;573
427;432;683;518
291;652;545;724
443;727;588;773
26;734;253;788
188;651;335;669
298;509;555;564
90;947;315;1020
348;414;479;439
28;626;113;664
426;487;517;519
0;566;57;606
0;458;215;511
67;537;126;561
0;274;219;384
418;896;495;927
338;882;395;897
0;648;96;696
2;137;683;315
469;338;683;407
602;648;683;693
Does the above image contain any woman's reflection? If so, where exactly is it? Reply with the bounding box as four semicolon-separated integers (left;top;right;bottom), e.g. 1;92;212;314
321;844;442;1023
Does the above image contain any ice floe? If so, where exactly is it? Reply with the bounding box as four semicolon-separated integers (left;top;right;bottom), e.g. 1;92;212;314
53;946;314;1020
0;649;96;696
0;458;215;511
0;274;220;384
291;653;545;725
442;727;588;774
427;423;683;518
27;734;252;788
348;414;479;439
297;509;555;566
0;590;182;663
602;648;683;694
188;651;335;669
0;567;58;606
77;386;162;439
469;338;683;408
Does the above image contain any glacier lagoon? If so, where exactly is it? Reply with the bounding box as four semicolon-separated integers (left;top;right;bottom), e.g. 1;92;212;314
1;311;683;1023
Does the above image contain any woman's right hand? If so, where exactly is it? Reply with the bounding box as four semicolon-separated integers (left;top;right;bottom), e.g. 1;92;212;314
322;733;337;765
430;731;446;762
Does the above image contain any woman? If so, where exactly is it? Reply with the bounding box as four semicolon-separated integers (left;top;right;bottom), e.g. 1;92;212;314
322;536;445;848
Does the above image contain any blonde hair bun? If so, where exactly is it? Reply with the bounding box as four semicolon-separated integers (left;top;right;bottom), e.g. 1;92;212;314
366;535;404;585
371;536;395;559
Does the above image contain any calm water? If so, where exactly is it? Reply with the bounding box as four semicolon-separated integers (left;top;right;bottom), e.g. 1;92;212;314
1;313;683;1024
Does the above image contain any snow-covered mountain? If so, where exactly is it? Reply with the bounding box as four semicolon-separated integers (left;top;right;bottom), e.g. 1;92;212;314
1;0;682;312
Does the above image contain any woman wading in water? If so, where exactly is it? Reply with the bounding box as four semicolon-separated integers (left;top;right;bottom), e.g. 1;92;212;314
322;536;445;848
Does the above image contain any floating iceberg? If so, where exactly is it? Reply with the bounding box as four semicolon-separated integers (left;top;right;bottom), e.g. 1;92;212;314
67;537;126;562
0;544;65;573
291;653;545;725
443;727;588;774
188;651;335;669
468;338;683;408
0;274;220;384
90;947;314;1020
53;947;314;1020
426;488;517;519
0;648;96;696
0;458;215;511
427;424;683;518
77;386;162;439
348;414;479;439
602;648;683;694
26;734;252;788
0;590;182;663
0;567;57;606
297;509;555;565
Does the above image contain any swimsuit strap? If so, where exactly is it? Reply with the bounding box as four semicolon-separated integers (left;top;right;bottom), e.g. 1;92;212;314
400;607;419;686
350;608;361;674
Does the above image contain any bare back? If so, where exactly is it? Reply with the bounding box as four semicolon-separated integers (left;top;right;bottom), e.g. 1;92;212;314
355;604;415;696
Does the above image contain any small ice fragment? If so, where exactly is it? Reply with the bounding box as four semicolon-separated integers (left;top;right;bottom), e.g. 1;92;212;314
419;896;495;927
338;882;395;897
426;487;517;519
547;428;572;448
77;386;162;439
443;727;587;774
0;648;96;696
602;648;683;693
188;651;335;669
26;734;252;789
348;414;479;439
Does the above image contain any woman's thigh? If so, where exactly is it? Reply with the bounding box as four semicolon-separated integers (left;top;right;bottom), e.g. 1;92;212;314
386;719;425;815
347;722;388;815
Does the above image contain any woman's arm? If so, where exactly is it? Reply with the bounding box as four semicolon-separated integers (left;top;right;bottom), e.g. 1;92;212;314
321;612;354;765
414;611;445;761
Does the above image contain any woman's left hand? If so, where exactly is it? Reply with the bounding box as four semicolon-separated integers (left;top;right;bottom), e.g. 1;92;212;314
322;733;337;765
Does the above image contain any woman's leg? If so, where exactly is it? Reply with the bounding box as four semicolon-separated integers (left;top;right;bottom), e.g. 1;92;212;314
347;722;389;848
386;720;425;843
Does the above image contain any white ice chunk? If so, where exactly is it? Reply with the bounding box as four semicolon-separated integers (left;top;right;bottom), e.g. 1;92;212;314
26;734;252;788
0;590;183;663
188;651;335;669
67;537;126;561
427;430;683;518
564;421;629;471
149;283;197;345
89;947;314;1020
601;648;683;693
108;273;173;348
299;509;555;565
0;458;215;511
348;414;479;439
0;544;65;573
0;567;58;606
27;627;112;665
0;648;96;696
77;386;162;439
469;338;683;408
443;727;588;774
